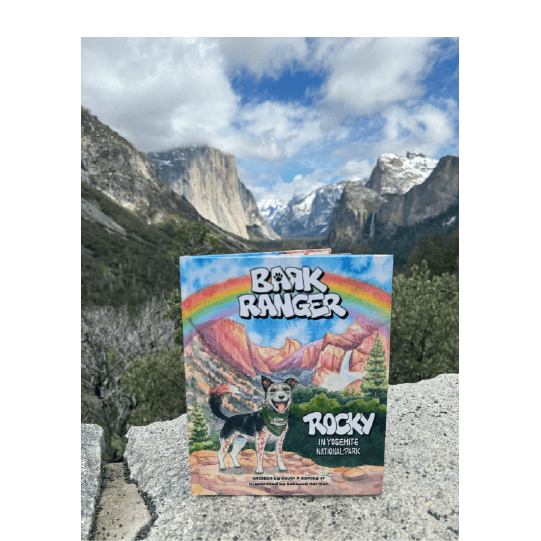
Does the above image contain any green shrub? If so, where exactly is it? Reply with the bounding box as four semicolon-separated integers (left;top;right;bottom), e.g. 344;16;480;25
120;346;186;426
390;261;459;384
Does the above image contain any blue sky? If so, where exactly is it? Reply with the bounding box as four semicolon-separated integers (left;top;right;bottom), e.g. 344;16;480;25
81;38;458;204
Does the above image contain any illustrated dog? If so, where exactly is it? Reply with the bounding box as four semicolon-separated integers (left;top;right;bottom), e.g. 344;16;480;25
209;376;299;474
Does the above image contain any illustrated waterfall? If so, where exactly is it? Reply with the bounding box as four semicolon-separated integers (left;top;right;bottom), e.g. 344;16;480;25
319;349;366;392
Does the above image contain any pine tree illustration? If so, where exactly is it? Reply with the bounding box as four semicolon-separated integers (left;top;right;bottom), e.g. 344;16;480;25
362;336;388;403
189;402;213;451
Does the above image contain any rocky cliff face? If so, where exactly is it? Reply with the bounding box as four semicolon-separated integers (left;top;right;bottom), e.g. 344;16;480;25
327;184;385;246
401;155;459;228
81;108;254;258
147;147;279;241
328;154;459;246
259;152;435;239
238;181;280;240
81;108;203;225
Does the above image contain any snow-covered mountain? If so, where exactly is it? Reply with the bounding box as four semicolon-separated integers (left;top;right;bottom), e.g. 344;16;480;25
258;198;289;228
269;179;365;237
365;151;438;195
257;151;439;238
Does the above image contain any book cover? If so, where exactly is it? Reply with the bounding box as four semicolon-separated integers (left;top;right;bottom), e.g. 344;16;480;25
180;253;393;496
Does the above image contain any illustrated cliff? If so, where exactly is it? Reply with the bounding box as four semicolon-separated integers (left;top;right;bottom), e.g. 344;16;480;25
148;147;279;241
184;316;390;431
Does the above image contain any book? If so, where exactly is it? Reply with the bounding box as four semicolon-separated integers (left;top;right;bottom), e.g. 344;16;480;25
179;252;393;496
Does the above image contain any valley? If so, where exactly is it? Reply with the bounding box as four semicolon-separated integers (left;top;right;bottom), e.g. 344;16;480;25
80;106;459;464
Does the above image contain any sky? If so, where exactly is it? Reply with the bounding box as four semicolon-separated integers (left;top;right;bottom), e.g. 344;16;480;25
81;37;458;204
180;253;393;350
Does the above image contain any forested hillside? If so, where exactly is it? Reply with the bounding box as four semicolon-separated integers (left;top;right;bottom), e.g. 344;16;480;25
81;182;256;308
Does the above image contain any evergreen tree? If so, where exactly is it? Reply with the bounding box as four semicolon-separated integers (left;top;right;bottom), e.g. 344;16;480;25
362;336;388;404
390;261;459;384
189;402;213;453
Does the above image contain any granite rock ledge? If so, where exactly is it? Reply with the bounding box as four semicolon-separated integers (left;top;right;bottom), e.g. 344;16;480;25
81;424;105;541
120;373;458;540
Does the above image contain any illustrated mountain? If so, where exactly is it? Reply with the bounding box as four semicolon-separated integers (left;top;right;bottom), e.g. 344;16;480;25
184;315;390;431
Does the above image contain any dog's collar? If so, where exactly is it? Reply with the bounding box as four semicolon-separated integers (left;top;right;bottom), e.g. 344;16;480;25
262;406;289;436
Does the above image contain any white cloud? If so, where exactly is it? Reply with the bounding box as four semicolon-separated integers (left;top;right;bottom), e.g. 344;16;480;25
82;38;348;160
291;169;329;194
330;318;352;335
246;330;264;345
351;255;394;290
82;38;457;204
82;37;239;152
228;101;328;161
245;158;373;204
332;159;372;180
375;100;458;157
181;257;246;298
318;38;440;124
220;38;311;80
249;174;329;204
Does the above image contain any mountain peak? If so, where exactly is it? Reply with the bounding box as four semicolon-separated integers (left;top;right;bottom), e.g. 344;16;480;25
368;151;438;195
268;179;367;238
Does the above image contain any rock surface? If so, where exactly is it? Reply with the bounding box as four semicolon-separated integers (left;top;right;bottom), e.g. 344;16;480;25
124;373;459;540
258;197;289;228
93;463;151;540
327;183;384;246
259;151;437;239
81;424;105;541
148;146;279;241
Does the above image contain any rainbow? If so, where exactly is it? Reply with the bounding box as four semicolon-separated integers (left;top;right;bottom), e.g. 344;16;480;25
182;272;391;340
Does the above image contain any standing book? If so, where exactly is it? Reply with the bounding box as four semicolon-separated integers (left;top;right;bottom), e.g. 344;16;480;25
180;252;393;496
